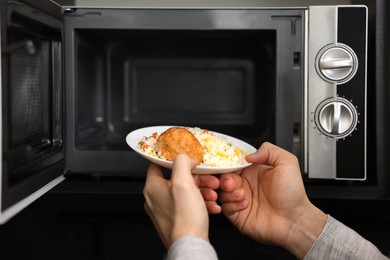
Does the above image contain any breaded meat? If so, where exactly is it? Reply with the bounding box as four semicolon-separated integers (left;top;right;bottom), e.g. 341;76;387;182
155;127;204;163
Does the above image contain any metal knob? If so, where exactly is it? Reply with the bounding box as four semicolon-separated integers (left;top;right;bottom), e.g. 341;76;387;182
315;98;358;139
316;44;358;84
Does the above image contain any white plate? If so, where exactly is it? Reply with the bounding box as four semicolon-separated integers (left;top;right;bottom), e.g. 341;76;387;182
126;126;257;174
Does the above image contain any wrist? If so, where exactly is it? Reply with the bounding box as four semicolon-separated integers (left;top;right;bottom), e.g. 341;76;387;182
170;227;209;248
284;204;327;259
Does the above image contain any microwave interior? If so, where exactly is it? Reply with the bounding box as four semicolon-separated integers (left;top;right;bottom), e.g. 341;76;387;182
64;9;304;175
74;29;276;149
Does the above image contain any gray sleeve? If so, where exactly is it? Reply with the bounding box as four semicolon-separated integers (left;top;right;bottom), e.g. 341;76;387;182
304;215;389;260
166;236;218;260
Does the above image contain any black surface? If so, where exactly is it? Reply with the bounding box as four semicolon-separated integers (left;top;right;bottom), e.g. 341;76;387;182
0;180;389;260
336;7;367;179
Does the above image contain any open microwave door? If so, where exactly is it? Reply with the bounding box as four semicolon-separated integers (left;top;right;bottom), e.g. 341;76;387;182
0;0;64;224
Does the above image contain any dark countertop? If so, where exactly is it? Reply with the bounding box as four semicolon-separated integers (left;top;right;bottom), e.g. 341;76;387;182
0;179;388;259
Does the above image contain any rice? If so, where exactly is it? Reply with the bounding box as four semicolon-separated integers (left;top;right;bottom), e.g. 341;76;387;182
137;127;248;167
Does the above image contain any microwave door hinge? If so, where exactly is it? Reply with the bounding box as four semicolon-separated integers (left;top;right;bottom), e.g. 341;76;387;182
50;0;77;13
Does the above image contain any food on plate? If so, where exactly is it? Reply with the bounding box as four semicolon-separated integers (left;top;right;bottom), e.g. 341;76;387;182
155;127;204;163
137;126;248;167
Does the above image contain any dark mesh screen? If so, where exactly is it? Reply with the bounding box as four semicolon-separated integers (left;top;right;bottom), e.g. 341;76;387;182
10;33;50;144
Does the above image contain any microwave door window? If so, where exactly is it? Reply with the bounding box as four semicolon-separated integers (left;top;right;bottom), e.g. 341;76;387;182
9;32;53;179
10;38;49;156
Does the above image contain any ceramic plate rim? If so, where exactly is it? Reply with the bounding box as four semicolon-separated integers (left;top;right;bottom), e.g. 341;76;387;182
126;125;257;174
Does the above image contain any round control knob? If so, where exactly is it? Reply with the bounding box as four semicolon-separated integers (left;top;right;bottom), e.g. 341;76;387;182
315;97;358;139
316;43;358;84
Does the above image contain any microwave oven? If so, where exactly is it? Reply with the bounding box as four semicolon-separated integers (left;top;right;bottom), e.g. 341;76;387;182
0;0;389;224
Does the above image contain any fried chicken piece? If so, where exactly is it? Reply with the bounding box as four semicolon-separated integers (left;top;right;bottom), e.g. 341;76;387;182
155;127;204;163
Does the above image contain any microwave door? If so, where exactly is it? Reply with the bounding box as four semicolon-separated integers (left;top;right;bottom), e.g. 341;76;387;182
0;1;65;224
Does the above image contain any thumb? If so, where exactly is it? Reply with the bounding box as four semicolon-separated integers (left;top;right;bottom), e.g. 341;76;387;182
246;142;295;168
171;154;199;185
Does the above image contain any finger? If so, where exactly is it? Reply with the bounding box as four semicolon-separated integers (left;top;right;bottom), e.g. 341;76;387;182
205;201;222;214
219;187;245;203
171;154;199;186
196;175;220;190
219;173;244;192
146;163;164;181
144;163;165;197
221;199;249;216
199;187;218;202
246;142;297;167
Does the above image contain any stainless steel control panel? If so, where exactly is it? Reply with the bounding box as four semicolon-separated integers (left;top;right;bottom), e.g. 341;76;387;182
306;6;367;180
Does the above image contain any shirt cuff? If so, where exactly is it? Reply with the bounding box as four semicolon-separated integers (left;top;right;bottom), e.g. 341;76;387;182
304;215;388;260
166;236;218;260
